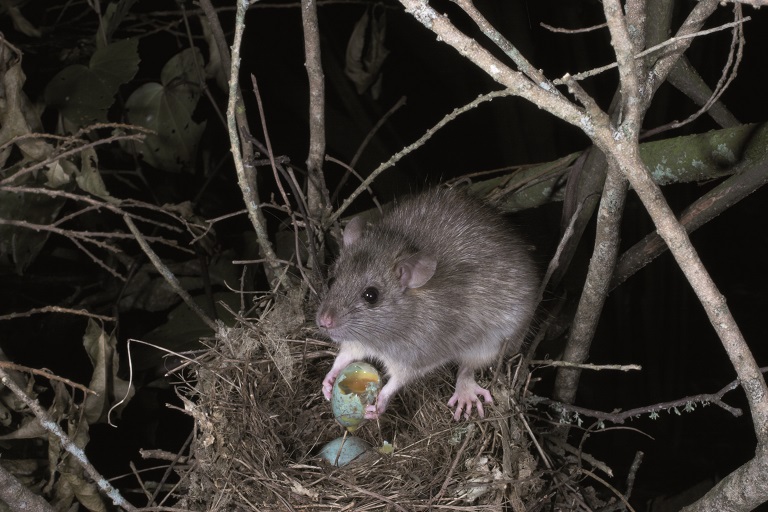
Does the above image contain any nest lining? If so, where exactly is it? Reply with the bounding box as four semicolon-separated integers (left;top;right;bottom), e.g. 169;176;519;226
170;296;603;511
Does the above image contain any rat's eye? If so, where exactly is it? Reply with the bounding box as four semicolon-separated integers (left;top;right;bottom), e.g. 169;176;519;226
326;277;336;289
362;287;379;304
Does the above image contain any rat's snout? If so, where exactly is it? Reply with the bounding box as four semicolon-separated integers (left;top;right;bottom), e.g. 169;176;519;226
316;308;337;330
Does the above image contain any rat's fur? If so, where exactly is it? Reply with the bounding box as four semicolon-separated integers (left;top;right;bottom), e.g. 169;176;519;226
316;188;538;419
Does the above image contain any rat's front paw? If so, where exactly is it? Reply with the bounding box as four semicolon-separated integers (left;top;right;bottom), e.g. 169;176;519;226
364;404;381;420
321;372;337;400
447;383;493;421
363;389;393;420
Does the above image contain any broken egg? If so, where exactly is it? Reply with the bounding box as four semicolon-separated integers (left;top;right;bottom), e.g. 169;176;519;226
331;362;381;431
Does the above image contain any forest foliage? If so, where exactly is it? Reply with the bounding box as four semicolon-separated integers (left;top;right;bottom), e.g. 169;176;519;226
0;1;767;511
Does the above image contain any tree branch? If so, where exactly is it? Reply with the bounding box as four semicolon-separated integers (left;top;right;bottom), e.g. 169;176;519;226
300;0;331;237
612;124;768;289
200;0;283;286
553;164;628;406
0;368;136;511
0;462;56;512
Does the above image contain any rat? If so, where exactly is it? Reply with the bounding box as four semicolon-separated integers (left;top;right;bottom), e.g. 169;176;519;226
315;188;539;421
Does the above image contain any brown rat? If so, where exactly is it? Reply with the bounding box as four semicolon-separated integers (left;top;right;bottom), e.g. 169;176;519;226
316;188;538;420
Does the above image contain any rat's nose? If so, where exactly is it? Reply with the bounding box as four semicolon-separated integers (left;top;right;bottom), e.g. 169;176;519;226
316;310;336;330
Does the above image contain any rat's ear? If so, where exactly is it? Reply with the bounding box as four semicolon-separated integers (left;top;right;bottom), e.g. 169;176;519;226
343;216;366;247
397;252;437;289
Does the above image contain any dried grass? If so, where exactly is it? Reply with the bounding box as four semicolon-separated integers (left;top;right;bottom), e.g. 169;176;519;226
171;293;600;511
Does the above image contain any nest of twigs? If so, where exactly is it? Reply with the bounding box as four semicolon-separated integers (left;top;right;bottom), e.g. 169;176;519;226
171;292;603;511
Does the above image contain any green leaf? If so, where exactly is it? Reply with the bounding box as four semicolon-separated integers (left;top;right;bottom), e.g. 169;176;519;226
161;47;204;89
45;65;112;124
44;39;139;127
90;38;140;91
125;55;206;173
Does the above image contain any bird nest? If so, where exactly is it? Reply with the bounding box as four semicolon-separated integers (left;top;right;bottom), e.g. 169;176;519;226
170;292;602;511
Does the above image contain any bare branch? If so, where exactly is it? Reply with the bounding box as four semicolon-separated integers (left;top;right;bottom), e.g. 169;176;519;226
328;89;515;225
646;0;721;93
553;164;628;406
540;21;607;34
603;0;643;130
452;0;560;92
643;6;745;138
123;215;216;331
0;462;56;512
201;0;283;285
534;367;764;424
0;361;96;396
0;367;137;511
532;361;641;372
0;125;148;186
612;126;768;289
0;186;186;234
0;306;115;323
300;0;331;226
397;0;585;126
557;17;749;86
681;449;768;511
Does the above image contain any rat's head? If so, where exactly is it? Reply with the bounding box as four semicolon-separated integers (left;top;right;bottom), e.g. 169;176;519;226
315;215;437;345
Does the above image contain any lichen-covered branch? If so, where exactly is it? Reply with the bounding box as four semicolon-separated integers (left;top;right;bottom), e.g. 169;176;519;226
0;368;136;511
596;1;768;446
612;124;768;289
396;1;768;508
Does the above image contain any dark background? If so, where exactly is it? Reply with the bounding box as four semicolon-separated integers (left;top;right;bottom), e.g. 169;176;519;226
1;0;767;509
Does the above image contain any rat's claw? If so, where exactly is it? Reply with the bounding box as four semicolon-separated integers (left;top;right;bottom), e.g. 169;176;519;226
364;404;381;420
321;373;336;400
447;384;493;421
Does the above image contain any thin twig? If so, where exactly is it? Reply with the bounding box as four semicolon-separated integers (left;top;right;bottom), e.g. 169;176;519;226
0;126;148;186
327;476;410;512
123;215;216;330
429;423;475;505
328;89;516;225
453;0;560;94
0;361;96;396
531;361;641;372
330;96;407;203
556;17;749;85
532;368;768;423
215;0;282;284
541;21;608;34
580;468;637;512
0;185;187;234
0;367;137;511
642;5;745;138
0;305;115;323
325;155;383;214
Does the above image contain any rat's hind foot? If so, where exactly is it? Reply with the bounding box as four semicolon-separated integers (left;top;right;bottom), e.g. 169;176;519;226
448;366;493;420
